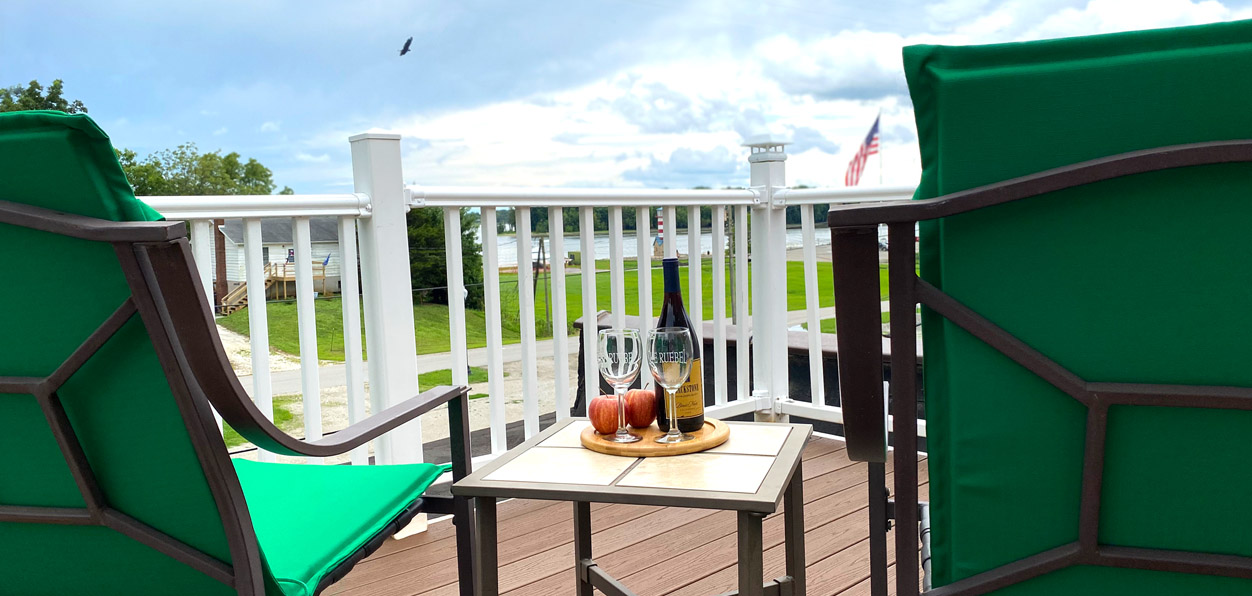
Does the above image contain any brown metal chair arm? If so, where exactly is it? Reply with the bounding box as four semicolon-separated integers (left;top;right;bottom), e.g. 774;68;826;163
830;224;889;463
215;385;470;458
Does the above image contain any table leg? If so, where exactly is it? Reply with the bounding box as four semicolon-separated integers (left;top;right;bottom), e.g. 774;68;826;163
473;497;497;596
784;460;806;594
573;501;593;596
738;511;766;596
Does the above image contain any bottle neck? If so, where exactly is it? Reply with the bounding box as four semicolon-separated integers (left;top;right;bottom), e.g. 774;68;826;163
662;258;680;293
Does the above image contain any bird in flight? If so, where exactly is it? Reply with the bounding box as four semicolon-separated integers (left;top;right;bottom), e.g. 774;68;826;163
399;37;413;56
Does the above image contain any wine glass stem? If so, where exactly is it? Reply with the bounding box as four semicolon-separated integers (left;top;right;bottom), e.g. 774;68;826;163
615;384;630;437
667;388;681;438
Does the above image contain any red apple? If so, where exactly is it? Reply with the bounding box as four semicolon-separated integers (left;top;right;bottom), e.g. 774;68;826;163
624;389;656;429
588;394;619;435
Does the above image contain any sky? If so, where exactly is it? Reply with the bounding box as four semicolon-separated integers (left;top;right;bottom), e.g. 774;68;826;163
4;0;1252;193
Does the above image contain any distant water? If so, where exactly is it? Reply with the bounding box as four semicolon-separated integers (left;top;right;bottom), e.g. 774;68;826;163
488;228;831;267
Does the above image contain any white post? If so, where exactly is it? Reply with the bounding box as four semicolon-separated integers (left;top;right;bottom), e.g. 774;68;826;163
349;133;421;466
189;219;222;430
800;205;826;405
579;207;599;403
292;217;323;464
548;207;571;419
516;207;540;437
744;137;790;422
608;207;626;330
444;207;469;388
635;207;654;390
711;205;727;405
338;216;369;465
734;205;751;402
243;218;275;462
481;208;508;454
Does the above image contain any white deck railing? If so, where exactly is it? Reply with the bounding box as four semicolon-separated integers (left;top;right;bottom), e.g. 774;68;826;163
142;133;921;471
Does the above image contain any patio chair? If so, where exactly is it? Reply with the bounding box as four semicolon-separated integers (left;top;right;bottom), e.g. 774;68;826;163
0;110;475;596
828;20;1252;596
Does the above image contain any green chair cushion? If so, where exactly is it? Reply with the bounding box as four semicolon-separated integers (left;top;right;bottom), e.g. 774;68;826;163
234;459;450;596
905;19;1252;594
0;110;162;222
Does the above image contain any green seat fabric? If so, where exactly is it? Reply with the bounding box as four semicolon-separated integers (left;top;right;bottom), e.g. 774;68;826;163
905;20;1252;594
234;460;449;596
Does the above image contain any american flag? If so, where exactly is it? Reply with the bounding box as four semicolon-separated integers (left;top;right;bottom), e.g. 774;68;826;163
844;116;880;186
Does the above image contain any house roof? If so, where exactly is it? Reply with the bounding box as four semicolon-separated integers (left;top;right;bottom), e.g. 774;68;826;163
219;217;340;245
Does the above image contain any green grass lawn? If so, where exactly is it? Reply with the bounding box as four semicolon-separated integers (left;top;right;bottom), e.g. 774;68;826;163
219;259;891;361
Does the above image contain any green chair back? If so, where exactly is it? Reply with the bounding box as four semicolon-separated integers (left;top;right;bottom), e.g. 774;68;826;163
907;20;1252;594
0;111;237;595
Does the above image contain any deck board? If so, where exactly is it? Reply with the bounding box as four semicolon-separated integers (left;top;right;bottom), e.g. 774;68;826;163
327;435;928;596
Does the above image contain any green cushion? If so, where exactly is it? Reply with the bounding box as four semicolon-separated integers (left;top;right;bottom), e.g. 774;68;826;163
0;111;233;595
234;459;450;596
906;19;1252;593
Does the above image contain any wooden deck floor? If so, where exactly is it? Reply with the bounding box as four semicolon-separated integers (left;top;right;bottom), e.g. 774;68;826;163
327;435;929;596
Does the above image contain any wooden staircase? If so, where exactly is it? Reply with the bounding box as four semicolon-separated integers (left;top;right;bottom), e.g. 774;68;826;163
218;263;276;316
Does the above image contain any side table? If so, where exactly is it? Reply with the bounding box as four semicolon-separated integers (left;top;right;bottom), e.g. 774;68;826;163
452;418;813;596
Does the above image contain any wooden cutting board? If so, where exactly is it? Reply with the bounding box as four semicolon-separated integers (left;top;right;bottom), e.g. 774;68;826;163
580;418;729;457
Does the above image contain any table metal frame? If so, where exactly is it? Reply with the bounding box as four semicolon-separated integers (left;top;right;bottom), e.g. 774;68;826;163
453;418;813;596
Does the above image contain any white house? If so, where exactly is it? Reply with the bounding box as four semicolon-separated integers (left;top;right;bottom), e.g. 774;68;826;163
217;217;344;296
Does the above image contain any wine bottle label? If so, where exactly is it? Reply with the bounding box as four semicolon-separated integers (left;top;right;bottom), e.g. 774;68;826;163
675;358;703;418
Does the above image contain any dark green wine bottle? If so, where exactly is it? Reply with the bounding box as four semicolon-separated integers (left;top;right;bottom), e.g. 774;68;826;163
654;257;705;433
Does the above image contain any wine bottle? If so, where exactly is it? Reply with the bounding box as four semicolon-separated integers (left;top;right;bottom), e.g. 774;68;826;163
654;257;705;433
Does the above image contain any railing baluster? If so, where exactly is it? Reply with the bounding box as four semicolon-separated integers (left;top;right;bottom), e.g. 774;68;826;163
687;206;703;347
711;205;727;405
579;207;599;404
548;207;571;419
481;208;507;454
663;206;677;259
609;207;626;329
635;207;654;390
243;218;275;462
188;219;222;430
734;205;750;402
337;216;368;465
444;207;469;388
292;217;323;464
189;220;214;307
517;207;540;438
801;205;826;405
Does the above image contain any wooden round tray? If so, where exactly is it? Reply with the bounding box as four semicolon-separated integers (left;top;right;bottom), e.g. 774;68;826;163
580;418;729;457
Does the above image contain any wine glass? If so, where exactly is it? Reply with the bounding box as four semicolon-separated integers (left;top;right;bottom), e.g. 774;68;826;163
597;328;643;443
647;327;695;444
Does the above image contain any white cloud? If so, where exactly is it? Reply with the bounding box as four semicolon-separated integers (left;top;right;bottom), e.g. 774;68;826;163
314;0;1251;190
260;120;281;133
212;127;228;136
295;152;331;163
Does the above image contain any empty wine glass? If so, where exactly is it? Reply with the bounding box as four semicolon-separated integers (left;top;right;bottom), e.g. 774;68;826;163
598;328;643;443
647;327;694;444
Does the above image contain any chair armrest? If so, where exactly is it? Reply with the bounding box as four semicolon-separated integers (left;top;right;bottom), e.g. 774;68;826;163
830;225;889;463
221;385;470;458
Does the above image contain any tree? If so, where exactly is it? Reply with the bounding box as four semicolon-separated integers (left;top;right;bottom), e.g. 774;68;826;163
116;143;289;196
1;79;87;113
116;143;293;303
408;207;484;309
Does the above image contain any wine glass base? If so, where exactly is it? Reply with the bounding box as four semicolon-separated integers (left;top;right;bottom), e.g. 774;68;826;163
654;432;695;444
606;432;641;443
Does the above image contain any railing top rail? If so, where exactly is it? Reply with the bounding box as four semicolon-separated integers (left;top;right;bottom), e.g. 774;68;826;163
140;194;371;220
407;186;759;208
773;185;916;205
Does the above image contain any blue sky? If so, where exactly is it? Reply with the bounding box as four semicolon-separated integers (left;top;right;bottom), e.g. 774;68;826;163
4;0;1251;193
